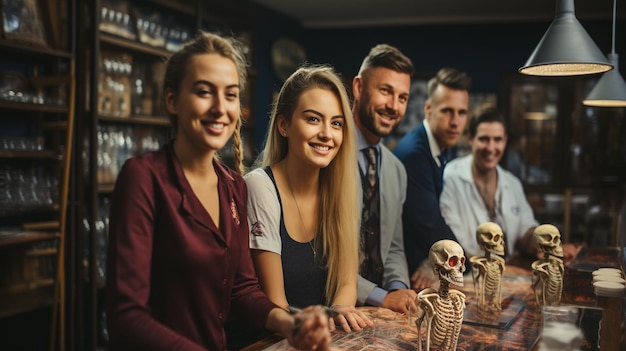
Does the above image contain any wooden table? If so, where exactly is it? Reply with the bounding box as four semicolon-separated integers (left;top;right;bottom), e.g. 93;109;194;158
243;248;624;350
243;266;550;351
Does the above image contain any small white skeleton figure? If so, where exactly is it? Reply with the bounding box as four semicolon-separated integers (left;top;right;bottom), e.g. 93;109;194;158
531;224;564;306
470;222;505;312
415;240;466;351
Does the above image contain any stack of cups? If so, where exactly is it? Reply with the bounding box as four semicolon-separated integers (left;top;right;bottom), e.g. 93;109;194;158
593;268;626;295
593;267;625;351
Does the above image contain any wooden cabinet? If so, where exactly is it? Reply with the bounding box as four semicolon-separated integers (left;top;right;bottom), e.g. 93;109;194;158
0;1;76;349
500;72;626;245
75;1;257;349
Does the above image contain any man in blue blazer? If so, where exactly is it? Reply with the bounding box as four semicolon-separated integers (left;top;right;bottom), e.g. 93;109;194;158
393;68;471;290
353;44;418;313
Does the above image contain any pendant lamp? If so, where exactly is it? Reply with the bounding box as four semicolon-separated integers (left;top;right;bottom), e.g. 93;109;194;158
519;0;613;76
583;0;626;107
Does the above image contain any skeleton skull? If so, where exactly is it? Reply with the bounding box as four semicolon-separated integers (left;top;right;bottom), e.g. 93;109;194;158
476;222;505;256
533;224;564;258
429;239;466;286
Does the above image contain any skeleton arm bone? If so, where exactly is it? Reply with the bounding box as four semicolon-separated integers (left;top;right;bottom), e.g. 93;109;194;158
415;290;438;351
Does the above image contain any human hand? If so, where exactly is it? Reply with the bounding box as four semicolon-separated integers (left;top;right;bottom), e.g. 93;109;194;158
562;243;584;262
410;261;436;291
381;289;418;314
328;305;373;332
287;305;331;351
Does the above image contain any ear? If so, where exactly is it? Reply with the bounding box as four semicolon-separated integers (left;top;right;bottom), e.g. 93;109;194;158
424;99;432;121
352;76;363;101
164;88;177;115
277;114;289;136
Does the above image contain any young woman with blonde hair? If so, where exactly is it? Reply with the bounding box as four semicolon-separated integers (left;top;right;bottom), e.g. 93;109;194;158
245;64;372;333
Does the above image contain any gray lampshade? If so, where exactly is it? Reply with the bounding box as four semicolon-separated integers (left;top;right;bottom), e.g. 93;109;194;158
519;0;613;76
583;54;626;107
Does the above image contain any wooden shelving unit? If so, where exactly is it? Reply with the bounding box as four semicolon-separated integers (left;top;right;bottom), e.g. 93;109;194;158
0;2;76;350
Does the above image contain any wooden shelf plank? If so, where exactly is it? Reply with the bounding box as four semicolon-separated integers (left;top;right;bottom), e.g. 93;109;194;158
148;0;195;15
22;221;60;231
0;279;56;294
41;121;69;130
0;286;55;319
26;247;58;256
0;231;59;249
0;40;73;60
0;149;60;159
0;204;60;217
100;33;171;58
0;100;68;113
97;183;116;194
30;76;71;86
98;114;171;126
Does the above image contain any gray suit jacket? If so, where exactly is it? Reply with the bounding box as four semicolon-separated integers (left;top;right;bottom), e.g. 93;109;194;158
357;144;410;305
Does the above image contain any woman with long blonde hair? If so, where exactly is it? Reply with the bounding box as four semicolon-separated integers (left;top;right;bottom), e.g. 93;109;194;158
245;64;372;332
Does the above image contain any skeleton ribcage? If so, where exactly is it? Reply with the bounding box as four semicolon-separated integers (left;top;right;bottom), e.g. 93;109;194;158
546;262;563;304
484;262;501;302
432;297;463;350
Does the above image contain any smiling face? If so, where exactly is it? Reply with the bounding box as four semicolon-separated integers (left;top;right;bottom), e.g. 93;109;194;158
425;84;469;150
279;87;345;169
353;67;411;144
469;121;507;173
164;53;240;154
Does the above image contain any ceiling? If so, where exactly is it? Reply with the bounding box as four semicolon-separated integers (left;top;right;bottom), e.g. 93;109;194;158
249;0;623;28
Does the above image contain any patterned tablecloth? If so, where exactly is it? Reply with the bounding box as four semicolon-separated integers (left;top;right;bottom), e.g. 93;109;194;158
254;267;546;351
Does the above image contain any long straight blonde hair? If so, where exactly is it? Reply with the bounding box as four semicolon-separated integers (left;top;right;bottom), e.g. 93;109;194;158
260;64;359;305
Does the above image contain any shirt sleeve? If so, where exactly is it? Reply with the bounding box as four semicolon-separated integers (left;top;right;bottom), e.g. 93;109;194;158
364;286;388;307
382;156;411;287
245;168;282;254
229;175;277;329
387;280;409;291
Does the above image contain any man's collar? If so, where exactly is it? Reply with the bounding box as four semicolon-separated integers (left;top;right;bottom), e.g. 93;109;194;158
357;128;380;151
424;121;444;167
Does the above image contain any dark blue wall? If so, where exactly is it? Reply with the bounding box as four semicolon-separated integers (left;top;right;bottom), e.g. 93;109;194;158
249;6;301;150
249;5;625;153
300;20;623;93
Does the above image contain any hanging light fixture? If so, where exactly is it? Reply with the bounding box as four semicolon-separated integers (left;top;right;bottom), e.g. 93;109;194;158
583;0;626;107
519;0;613;76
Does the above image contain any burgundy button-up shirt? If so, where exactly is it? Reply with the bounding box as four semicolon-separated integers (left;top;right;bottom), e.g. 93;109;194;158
106;143;275;351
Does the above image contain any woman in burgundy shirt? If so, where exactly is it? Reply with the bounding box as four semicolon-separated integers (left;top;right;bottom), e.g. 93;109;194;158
106;31;331;351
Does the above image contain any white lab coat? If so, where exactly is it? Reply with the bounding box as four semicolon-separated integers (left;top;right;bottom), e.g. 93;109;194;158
440;155;538;258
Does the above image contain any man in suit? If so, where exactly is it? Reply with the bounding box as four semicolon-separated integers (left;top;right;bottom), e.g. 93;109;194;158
353;44;418;313
393;68;471;290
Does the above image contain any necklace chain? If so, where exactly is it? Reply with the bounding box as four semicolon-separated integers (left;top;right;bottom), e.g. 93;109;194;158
284;163;316;256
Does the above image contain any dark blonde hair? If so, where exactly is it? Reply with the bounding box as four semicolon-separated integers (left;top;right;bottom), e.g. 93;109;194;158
357;43;414;77
468;107;507;138
163;31;248;174
261;64;359;305
427;67;472;99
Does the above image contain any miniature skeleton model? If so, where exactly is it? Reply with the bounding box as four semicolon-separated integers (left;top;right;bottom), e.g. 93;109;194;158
470;222;505;312
415;240;466;351
531;224;564;306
